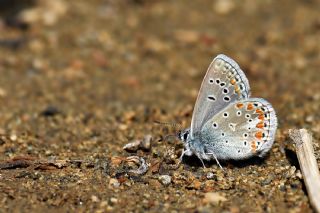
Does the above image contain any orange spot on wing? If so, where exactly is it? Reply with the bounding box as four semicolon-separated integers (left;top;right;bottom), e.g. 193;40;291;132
247;103;254;111
251;141;256;152
256;122;264;129
255;109;263;114
255;131;263;140
234;85;240;94
258;114;264;120
230;78;236;85
236;103;244;109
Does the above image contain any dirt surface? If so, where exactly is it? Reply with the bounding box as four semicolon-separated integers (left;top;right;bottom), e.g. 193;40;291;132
0;0;319;212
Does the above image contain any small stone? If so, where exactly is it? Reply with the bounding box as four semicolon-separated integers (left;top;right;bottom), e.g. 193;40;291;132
286;166;297;178
118;124;128;131
140;134;152;151
100;201;108;207
203;192;227;204
91;195;99;202
19;0;68;26
109;178;120;188
213;0;235;15
143;37;170;53
305;115;314;123
110;197;118;204
123;140;141;152
10;134;17;141
0;87;7;97
206;172;215;180
174;30;200;44
158;175;171;186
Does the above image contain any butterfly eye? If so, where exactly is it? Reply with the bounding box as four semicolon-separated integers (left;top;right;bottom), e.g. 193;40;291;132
183;132;189;140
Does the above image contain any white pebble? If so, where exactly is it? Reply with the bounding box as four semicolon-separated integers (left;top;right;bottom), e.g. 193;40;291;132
158;175;171;186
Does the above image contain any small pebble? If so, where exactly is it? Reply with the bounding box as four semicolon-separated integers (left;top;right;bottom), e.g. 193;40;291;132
203;192;227;204
10;134;17;141
158;175;171;186
100;201;108;207
213;0;235;15
140;134;152;151
109;178;120;188
110;197;118;204
123;140;141;152
91;195;99;202
123;135;153;152
305;115;314;123
206;172;215;180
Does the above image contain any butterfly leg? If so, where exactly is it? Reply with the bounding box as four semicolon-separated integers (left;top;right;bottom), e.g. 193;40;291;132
195;153;206;168
179;150;186;162
206;152;223;170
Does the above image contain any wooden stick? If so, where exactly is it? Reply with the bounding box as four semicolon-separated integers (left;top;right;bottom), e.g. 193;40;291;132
289;129;320;213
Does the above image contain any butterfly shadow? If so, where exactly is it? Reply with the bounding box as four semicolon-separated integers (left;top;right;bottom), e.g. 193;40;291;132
227;156;266;168
182;155;266;169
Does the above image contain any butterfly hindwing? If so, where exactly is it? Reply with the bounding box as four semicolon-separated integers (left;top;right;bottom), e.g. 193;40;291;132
200;98;277;160
190;54;251;136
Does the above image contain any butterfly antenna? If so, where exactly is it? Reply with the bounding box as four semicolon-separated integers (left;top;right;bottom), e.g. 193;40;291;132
154;121;182;142
154;121;182;130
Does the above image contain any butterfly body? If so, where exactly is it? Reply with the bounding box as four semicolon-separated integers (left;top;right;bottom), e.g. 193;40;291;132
178;54;277;165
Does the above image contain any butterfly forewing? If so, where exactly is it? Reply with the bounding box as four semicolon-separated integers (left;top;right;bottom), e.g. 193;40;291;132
190;54;251;137
200;98;277;160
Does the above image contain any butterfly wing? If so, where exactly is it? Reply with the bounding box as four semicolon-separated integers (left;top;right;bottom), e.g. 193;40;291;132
190;54;251;137
200;98;277;160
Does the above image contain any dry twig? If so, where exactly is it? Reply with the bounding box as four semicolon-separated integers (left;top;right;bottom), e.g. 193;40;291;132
289;129;320;213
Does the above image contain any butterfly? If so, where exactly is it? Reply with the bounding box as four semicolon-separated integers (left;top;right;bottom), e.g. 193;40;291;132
177;54;277;168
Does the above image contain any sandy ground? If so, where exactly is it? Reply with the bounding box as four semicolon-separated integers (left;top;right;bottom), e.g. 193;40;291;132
0;0;319;212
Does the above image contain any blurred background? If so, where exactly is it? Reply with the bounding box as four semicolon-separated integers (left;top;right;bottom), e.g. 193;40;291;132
0;0;319;212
